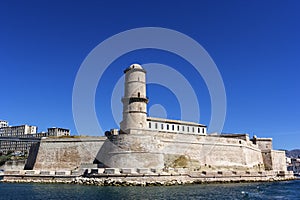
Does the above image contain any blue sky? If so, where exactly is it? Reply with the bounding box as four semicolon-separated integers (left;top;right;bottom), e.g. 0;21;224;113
0;0;299;150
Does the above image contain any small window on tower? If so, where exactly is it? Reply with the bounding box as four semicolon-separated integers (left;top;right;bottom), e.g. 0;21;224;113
161;124;164;130
138;92;140;97
149;122;151;128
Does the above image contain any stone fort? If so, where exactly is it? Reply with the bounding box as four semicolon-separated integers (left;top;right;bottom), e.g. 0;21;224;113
28;64;287;175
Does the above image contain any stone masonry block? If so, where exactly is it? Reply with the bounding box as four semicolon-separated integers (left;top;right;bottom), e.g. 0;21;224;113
40;171;50;175
25;170;36;175
55;171;66;175
121;168;133;174
104;168;119;174
137;168;149;174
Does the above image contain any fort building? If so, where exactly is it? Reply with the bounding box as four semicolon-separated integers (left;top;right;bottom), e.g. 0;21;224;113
17;64;291;181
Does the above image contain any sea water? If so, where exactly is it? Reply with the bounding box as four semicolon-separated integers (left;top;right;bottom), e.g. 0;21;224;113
0;180;300;200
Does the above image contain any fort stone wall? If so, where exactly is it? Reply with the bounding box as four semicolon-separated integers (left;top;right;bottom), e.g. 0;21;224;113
28;137;106;170
271;150;286;171
97;130;266;171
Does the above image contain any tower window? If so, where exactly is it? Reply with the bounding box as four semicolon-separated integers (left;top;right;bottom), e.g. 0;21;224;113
138;92;140;97
149;122;151;128
187;127;189;132
198;128;200;133
161;124;164;130
182;126;185;131
172;125;174;131
202;128;205;134
177;126;179;131
155;123;158;129
167;124;169;130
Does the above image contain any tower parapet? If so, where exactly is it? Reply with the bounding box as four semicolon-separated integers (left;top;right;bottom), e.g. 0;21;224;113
120;64;148;134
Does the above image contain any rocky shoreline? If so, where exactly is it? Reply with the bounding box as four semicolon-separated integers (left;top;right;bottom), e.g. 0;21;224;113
1;174;295;186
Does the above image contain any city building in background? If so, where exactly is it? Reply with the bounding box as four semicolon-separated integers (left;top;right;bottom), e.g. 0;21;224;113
0;120;70;155
0;120;8;129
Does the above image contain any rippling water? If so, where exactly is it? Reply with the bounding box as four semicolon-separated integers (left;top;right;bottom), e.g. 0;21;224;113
0;180;300;200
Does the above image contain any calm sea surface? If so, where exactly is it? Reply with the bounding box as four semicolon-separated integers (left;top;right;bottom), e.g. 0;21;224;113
0;180;300;200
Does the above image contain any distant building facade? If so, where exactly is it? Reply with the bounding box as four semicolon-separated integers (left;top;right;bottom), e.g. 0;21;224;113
0;120;8;128
0;121;70;155
0;125;38;137
287;158;300;176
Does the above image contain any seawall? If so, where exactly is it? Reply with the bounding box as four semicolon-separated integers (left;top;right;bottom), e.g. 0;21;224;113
1;168;294;186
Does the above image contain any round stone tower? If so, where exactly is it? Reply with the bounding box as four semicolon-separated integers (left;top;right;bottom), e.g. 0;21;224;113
120;64;148;134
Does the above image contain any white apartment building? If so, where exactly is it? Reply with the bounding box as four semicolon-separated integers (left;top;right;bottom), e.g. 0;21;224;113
0;125;37;137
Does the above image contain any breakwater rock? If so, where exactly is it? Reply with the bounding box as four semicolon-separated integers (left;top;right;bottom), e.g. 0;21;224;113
72;177;194;186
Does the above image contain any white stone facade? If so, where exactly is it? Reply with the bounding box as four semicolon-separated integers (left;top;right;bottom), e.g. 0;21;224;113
147;117;206;135
0;125;37;137
0;120;8;128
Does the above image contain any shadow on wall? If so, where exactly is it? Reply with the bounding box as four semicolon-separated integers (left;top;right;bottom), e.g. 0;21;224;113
24;142;40;170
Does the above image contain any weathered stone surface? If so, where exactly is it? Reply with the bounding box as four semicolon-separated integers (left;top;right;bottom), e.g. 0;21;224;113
96;132;275;172
30;137;106;170
121;168;133;174
104;168;119;174
137;168;149;174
